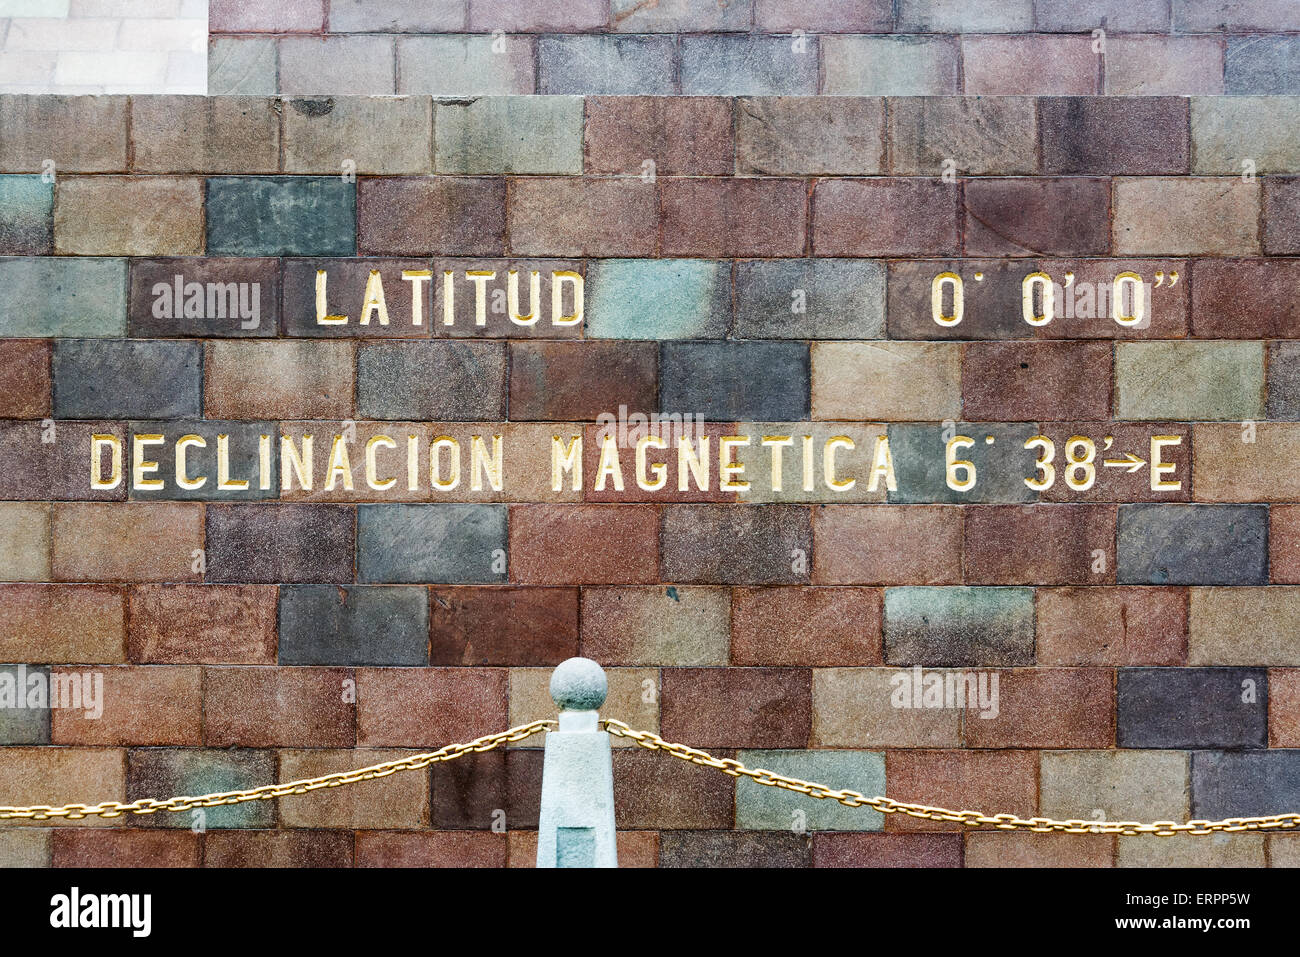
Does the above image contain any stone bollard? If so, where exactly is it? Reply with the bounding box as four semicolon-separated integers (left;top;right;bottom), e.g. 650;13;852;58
536;657;618;868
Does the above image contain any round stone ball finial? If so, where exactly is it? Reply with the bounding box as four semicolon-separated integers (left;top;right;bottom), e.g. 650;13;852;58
550;657;607;712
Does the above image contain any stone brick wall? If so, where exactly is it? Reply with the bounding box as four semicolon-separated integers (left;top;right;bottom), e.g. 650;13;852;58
208;0;1300;95
2;91;1300;868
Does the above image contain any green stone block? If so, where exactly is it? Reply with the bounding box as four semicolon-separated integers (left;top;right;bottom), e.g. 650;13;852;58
207;176;356;256
736;750;884;831
884;585;1036;666
1116;341;1264;421
0;175;52;254
435;96;583;174
0;257;126;337
586;259;730;339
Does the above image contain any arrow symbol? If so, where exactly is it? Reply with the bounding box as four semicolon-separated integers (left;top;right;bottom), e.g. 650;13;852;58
1102;452;1145;473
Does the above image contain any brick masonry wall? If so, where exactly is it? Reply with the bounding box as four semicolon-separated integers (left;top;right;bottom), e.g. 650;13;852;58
208;0;1300;95
2;91;1300;868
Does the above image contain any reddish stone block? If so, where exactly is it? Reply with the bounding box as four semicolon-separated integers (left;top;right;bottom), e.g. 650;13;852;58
128;584;278;664
0;341;49;418
508;341;657;421
205;504;355;585
52;503;204;583
356;667;508;747
584;97;733;176
1270;668;1300;747
509;177;658;257
470;0;604;31
661;179;807;257
52;830;200;867
1040;97;1190;175
1026;258;1191;340
1270;506;1300;583
813;505;963;585
509;504;659;584
358;177;506;256
430;586;578;665
964;505;1117;585
755;0;892;30
1192;259;1300;337
209;0;324;31
813;178;959;256
612;748;734;829
51;666;201;746
885;750;1038;831
0;584;125;663
355;831;507;867
1264;177;1300;255
204;667;355;747
660;667;811;748
963;668;1114;748
965;178;1111;257
731;586;882;666
204;830;354;867
963;36;1099;94
1036;423;1192;505
812;832;962;868
963;341;1113;421
1037;587;1187;666
0;420;126;503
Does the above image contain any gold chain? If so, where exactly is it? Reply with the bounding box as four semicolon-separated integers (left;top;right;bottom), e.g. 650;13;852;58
604;719;1300;837
0;719;555;822
7;715;1297;836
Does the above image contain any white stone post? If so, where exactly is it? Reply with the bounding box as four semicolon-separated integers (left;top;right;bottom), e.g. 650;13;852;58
536;657;618;868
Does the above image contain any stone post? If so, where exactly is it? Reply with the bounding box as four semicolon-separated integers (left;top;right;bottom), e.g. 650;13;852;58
536;657;618;868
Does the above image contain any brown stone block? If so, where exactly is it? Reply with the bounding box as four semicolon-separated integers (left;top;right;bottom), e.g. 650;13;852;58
731;586;882;666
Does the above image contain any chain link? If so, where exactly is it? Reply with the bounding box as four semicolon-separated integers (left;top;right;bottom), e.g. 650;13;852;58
603;719;1300;837
0;719;555;822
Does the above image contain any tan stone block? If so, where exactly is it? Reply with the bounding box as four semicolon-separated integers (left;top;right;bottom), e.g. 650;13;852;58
811;342;961;421
813;667;962;748
0;584;125;662
54;176;203;255
1041;750;1189;821
0;502;48;581
1193;423;1300;502
52;503;203;583
1190;587;1300;665
1118;832;1265;867
0;748;125;827
131;95;280;173
580;585;730;666
284;95;433;174
734;422;889;504
278;749;428;828
1114;177;1260;256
